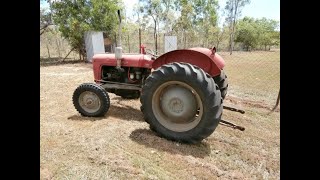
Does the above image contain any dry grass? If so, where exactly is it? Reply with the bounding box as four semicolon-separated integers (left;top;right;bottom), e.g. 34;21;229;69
40;54;280;179
219;50;280;106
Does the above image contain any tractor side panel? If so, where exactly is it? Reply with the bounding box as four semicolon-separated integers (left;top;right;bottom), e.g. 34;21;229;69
152;49;225;77
92;53;153;81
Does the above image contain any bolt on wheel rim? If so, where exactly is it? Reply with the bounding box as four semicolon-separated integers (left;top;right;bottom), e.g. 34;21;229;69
78;91;101;113
152;81;203;132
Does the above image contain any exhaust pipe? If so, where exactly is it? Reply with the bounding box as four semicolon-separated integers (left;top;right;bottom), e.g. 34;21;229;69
115;10;124;72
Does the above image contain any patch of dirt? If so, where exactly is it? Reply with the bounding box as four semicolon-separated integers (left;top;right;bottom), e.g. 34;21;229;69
225;95;280;112
40;167;53;180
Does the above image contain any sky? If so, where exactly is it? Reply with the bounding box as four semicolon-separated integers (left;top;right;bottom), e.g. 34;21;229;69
41;0;280;26
122;0;280;22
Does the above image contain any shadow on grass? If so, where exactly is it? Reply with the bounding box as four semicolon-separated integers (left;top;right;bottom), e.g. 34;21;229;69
67;115;105;121
129;128;211;158
67;104;144;122
107;104;144;122
40;57;84;67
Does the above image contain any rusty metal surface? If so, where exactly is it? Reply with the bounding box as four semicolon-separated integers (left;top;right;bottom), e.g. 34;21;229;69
223;105;245;114
220;120;245;131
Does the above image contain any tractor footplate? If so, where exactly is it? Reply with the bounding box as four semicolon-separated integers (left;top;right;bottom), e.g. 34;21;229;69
219;120;245;131
223;105;245;114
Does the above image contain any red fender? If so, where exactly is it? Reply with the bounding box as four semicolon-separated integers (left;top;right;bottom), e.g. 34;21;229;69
152;47;225;77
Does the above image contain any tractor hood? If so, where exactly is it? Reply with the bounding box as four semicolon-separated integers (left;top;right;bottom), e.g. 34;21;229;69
92;53;153;69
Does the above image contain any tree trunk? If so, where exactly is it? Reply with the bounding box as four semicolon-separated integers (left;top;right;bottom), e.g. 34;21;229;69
206;38;208;48
229;33;232;54
184;31;187;49
139;28;141;53
155;33;158;54
56;38;61;58
62;48;75;62
79;49;82;61
216;41;220;51
230;0;240;55
46;43;50;58
265;45;267;51
181;31;184;49
127;34;130;53
152;17;157;53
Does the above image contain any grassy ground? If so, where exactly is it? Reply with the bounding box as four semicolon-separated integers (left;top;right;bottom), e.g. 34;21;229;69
40;50;280;179
219;50;280;106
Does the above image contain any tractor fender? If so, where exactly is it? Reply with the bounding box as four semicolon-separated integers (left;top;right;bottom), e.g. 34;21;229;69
152;47;225;77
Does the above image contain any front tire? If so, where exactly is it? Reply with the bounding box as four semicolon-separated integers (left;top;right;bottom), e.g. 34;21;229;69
72;83;110;117
141;62;223;143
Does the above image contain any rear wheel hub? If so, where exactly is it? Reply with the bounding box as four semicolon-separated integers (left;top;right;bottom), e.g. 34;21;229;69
160;86;197;123
152;81;203;132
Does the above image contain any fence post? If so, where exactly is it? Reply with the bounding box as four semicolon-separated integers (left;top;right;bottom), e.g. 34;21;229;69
269;89;280;114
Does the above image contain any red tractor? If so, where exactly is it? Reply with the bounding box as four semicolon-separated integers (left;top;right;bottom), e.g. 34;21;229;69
72;45;230;143
72;11;243;144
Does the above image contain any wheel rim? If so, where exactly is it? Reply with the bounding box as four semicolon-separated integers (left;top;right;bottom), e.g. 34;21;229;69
78;91;101;113
152;81;203;132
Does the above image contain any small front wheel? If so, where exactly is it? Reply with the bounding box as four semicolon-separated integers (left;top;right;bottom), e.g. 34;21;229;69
72;83;110;117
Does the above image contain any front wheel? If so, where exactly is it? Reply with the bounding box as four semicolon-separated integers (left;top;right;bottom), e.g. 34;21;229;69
140;62;223;143
72;83;110;117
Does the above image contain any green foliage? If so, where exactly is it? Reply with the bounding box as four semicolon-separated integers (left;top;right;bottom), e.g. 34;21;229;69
235;17;258;50
51;0;121;58
172;0;219;48
235;17;280;51
224;0;250;54
225;0;250;23
138;0;176;51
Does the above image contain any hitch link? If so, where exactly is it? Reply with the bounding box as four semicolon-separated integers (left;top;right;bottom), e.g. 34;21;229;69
219;120;245;131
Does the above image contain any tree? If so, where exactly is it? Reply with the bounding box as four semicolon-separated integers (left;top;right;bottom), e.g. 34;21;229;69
139;0;163;54
173;0;195;48
255;18;279;50
235;17;280;51
225;0;250;54
51;0;121;60
192;0;219;47
40;7;52;35
234;17;258;51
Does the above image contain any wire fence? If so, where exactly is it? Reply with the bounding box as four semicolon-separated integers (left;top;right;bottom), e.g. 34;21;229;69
40;31;80;61
40;31;280;108
219;50;280;107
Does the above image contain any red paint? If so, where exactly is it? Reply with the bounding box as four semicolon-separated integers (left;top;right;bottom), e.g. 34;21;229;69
93;53;153;81
92;47;225;81
152;47;225;77
140;44;146;54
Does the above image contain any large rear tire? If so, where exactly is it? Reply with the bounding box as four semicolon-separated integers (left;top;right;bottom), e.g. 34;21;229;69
213;70;228;100
141;62;223;143
72;83;110;117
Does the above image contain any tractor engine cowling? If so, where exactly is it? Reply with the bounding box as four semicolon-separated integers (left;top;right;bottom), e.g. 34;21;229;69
101;66;144;84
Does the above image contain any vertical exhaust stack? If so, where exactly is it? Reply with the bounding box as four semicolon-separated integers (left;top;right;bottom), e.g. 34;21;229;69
115;10;124;72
